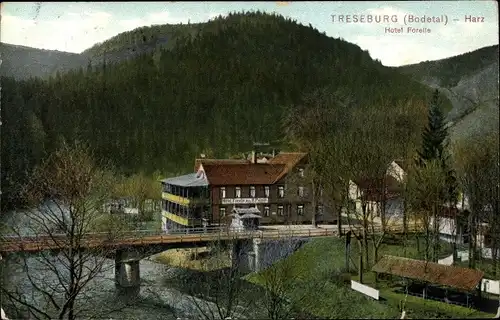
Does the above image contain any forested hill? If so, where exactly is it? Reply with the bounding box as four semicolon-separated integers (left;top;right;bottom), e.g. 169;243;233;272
395;45;498;88
396;44;499;142
1;11;440;209
0;43;88;80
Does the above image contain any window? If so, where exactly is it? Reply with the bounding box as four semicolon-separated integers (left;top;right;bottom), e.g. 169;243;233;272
235;187;241;198
264;186;270;197
298;168;304;177
298;186;304;197
250;186;256;198
220;187;226;198
278;186;285;198
317;205;324;215
319;188;323;197
219;207;226;217
297;205;304;216
264;206;270;217
277;205;284;216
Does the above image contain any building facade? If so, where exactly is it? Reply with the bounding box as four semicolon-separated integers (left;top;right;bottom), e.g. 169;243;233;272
160;172;210;232
160;152;338;232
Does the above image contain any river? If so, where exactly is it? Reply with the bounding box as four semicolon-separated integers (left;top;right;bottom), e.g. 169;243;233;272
0;205;255;320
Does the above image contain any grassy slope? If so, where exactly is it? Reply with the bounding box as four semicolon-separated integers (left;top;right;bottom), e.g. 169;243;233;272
247;236;492;319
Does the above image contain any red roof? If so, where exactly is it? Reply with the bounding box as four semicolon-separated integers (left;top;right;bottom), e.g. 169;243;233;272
202;163;286;185
372;255;484;292
439;206;469;219
268;152;307;182
194;159;250;172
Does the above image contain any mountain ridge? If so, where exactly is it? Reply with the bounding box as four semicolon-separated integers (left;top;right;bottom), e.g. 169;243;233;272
395;44;499;142
1;11;438;210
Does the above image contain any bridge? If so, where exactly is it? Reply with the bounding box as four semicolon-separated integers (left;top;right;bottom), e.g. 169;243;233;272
0;224;414;289
0;226;345;289
0;227;338;254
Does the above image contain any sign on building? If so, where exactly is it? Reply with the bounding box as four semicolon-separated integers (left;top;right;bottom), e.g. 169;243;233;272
221;198;269;205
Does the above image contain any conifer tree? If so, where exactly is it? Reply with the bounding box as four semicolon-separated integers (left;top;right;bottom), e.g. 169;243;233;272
417;89;447;163
415;89;458;261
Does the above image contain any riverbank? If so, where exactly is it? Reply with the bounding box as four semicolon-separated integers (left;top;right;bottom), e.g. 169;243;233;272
246;235;493;319
152;246;231;271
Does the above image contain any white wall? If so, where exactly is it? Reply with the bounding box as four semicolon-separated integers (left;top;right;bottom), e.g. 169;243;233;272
348;180;359;201
387;161;406;182
1;307;9;320
431;216;459;236
482;279;500;295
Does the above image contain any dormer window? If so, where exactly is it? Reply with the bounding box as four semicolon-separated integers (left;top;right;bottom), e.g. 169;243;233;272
298;168;304;177
235;187;241;198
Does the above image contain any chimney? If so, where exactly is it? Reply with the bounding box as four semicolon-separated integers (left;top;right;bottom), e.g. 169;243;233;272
251;150;256;164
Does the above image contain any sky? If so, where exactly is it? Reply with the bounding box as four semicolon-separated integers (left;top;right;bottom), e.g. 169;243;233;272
1;1;498;66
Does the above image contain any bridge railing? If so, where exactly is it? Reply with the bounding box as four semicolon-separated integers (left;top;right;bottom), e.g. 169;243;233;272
0;224;423;249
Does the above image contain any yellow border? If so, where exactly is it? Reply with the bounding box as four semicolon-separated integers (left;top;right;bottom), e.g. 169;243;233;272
162;210;189;226
162;192;190;206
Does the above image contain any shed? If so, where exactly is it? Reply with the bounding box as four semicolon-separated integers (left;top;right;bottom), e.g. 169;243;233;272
372;255;484;307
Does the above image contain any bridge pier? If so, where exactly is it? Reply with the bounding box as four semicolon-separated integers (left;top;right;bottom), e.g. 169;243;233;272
115;249;141;288
230;237;309;273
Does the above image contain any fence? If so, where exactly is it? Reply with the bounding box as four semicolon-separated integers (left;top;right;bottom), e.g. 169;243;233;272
437;254;454;266
351;280;379;300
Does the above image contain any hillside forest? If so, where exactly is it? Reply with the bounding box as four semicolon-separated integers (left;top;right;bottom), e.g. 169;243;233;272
1;11;458;210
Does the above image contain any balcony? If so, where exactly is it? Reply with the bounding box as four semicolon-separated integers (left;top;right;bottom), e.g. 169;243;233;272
162;210;203;227
162;192;208;206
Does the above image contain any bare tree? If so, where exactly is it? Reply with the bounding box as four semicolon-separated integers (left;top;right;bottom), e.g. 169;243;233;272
1;142;131;320
282;86;357;228
251;236;322;320
341;101;403;270
452;129;499;269
406;159;448;262
174;238;259;320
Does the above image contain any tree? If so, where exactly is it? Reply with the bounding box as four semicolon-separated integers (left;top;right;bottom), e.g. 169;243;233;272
113;172;161;222
406;159;448;262
251;236;324;320
172;239;260;320
342;101;404;271
414;89;458;261
417;90;448;164
452;130;500;269
1;142;131;320
283;86;355;229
